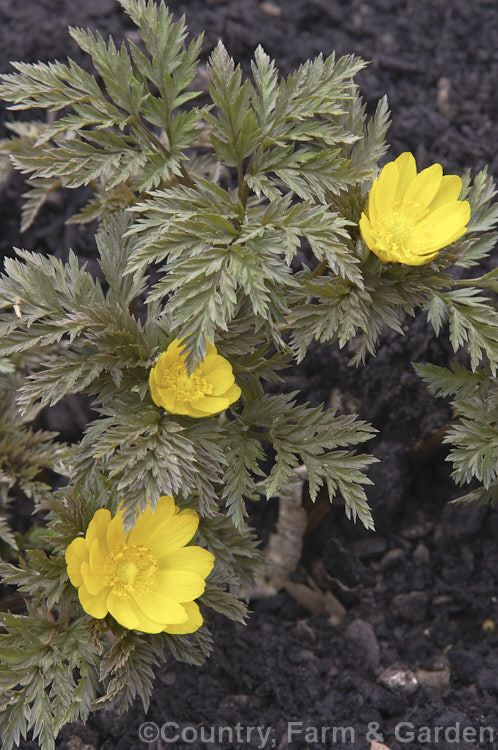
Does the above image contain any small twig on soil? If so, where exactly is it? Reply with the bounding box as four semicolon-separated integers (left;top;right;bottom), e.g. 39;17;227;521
247;466;308;598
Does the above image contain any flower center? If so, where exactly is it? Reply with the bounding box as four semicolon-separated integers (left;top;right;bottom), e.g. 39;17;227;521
388;217;411;245
104;543;158;597
372;200;433;260
160;361;214;401
374;210;415;260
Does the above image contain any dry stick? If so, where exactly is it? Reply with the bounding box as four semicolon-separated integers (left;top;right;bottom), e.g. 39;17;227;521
247;468;346;623
249;466;308;598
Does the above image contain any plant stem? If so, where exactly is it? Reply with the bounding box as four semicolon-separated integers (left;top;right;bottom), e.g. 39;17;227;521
244;429;272;442
130;115;195;188
312;259;328;278
238;178;250;209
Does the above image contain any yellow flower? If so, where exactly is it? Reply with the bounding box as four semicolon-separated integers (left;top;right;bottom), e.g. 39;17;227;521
149;339;241;418
65;496;214;634
359;152;471;265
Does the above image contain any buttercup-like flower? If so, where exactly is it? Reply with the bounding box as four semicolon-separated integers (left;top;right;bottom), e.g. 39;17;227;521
359;152;471;265
149;339;241;418
65;496;214;634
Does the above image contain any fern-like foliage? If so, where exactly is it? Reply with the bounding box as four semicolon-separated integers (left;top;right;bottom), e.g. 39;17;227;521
0;0;388;366
124;41;389;367
0;0;203;228
239;391;377;528
0;608;101;750
416;362;498;507
0;358;67;550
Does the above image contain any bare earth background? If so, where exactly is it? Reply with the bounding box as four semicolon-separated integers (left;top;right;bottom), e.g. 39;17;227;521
1;1;498;748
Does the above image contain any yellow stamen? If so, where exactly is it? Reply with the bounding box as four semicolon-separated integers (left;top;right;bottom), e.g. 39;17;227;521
160;361;214;401
104;543;158;597
379;212;411;252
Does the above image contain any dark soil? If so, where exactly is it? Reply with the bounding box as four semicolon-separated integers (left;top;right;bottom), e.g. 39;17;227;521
2;1;498;749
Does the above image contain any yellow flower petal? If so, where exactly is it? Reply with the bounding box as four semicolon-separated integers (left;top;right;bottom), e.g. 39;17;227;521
164;397;192;416
207;369;236;395
135;589;189;624
79;583;109;619
374;160;399;212
199;353;230;374
81;560;107;596
89;536;108;575
106;510;126;551
150;381;178;412
393;152;417;204
125;599;169;634
413;200;471;252
149;367;164;408
151;569;206;602
145;510;199;558
428;174;463;211
176;404;211;417
396;248;439;266
359;213;376;252
106;591;142;630
161;341;187;367
200;354;235;383
158;546;215;578
163;601;204;634
365;177;380;224
85;509;112;557
189;395;231;415
402;162;443;209
65;536;88;588
224;383;242;404
127;495;177;546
